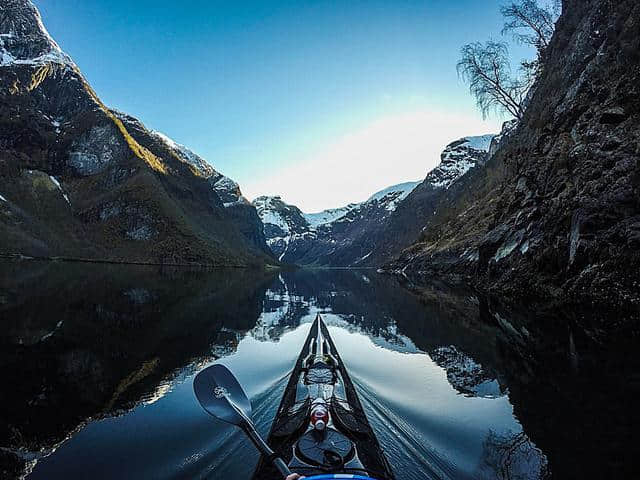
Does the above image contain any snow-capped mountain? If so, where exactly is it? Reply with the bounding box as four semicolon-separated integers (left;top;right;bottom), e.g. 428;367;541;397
0;0;271;264
253;182;420;264
252;196;312;259
364;181;421;210
253;134;496;267
255;180;420;241
253;196;309;236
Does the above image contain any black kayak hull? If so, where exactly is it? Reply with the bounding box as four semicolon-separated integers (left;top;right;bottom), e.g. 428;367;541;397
251;314;395;480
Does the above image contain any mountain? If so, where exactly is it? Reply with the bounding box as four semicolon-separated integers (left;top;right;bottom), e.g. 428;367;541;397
355;134;499;266
147;128;246;206
0;0;272;265
252;195;311;260
387;0;640;311
253;181;420;265
253;135;496;267
293;181;421;266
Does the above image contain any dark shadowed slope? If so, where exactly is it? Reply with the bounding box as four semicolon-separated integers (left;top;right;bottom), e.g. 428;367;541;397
389;0;640;310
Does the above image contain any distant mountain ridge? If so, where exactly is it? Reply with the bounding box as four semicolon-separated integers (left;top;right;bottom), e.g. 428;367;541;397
0;0;272;265
253;181;420;262
253;134;497;266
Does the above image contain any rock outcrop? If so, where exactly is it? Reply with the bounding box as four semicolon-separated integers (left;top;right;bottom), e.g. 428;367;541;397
388;0;640;310
0;0;272;265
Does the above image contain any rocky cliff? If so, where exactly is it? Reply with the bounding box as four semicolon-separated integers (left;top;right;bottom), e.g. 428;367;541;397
388;0;640;311
0;0;272;265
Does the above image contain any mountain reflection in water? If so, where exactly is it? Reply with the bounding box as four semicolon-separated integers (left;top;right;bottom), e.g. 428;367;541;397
0;261;636;479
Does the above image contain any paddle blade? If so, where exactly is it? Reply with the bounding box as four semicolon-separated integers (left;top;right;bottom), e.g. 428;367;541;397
193;364;252;426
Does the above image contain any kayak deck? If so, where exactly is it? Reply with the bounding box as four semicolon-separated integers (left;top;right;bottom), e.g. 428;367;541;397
252;315;395;480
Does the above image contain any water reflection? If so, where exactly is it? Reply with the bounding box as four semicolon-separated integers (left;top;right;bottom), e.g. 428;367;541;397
0;261;273;478
1;262;636;479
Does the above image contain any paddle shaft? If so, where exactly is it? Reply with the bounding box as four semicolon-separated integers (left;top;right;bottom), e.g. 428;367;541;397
233;403;292;477
242;421;292;477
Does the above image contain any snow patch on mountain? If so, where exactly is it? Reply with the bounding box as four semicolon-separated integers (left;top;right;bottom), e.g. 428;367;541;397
304;204;359;227
253;196;309;233
152;131;214;177
302;181;419;228
261;210;291;234
49;175;70;205
428;134;495;190
0;1;75;68
252;196;313;261
365;181;420;211
150;130;245;205
213;175;241;195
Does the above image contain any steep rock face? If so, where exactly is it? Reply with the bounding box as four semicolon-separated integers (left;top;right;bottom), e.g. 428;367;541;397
389;0;640;310
0;0;272;265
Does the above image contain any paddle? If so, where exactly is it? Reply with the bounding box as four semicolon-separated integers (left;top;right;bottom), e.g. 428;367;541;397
193;364;292;478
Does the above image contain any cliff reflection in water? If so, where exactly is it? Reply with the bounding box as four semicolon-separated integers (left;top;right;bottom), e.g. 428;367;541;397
1;261;274;477
1;262;637;479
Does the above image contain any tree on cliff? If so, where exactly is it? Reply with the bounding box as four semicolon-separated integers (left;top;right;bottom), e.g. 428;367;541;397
501;0;560;53
457;41;529;120
457;0;560;120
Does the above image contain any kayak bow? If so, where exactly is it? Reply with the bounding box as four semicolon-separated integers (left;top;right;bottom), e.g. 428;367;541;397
251;314;395;480
193;314;394;479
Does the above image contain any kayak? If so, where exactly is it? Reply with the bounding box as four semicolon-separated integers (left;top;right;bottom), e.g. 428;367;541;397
251;314;395;479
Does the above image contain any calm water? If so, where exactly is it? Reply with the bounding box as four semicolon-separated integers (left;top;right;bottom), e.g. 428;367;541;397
1;261;637;479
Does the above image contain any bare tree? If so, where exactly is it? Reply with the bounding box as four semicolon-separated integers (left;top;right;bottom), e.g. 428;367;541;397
457;0;560;120
457;42;528;120
501;0;560;54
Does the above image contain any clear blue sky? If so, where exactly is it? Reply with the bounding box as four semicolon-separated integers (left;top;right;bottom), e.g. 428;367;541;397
35;0;533;212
